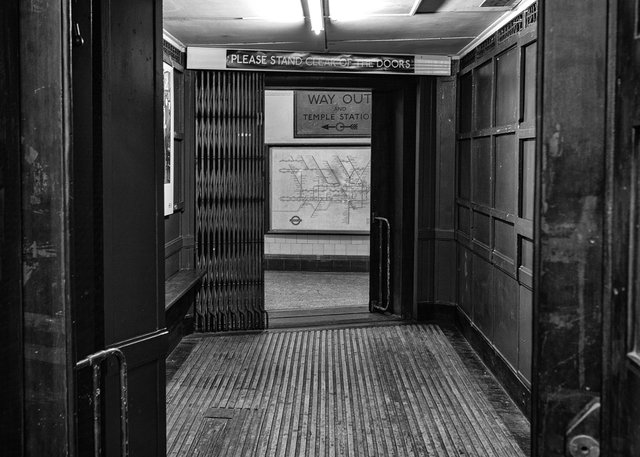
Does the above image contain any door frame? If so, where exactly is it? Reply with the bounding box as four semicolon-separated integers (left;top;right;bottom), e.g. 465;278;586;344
532;1;611;455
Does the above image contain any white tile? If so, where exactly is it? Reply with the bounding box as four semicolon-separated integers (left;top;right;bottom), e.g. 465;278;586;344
334;244;346;255
312;244;324;255
323;244;335;255
290;243;302;254
346;244;358;255
357;245;369;255
280;243;292;254
302;244;313;254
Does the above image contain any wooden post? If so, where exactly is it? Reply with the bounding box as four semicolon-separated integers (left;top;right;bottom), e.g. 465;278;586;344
18;0;75;455
534;1;609;455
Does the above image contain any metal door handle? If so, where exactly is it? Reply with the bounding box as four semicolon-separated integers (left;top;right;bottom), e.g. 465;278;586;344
372;216;391;312
77;348;129;457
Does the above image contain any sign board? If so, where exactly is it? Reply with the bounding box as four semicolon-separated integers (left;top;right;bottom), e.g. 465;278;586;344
269;146;371;233
294;90;371;138
188;48;452;76
226;50;414;74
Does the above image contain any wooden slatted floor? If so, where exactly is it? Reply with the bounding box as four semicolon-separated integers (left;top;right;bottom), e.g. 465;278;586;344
167;324;526;456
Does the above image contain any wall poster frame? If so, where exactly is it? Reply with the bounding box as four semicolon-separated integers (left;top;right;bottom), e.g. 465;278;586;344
163;62;174;216
269;146;371;234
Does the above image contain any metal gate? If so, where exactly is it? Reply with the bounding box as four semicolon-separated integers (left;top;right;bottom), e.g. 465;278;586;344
195;71;267;331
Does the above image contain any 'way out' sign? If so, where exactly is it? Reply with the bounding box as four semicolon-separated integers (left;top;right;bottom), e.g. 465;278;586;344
294;90;372;139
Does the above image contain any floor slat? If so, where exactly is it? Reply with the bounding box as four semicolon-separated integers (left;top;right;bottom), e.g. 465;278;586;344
167;324;528;456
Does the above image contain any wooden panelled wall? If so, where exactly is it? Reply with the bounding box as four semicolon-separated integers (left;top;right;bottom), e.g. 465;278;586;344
456;6;537;392
164;42;196;278
195;71;267;332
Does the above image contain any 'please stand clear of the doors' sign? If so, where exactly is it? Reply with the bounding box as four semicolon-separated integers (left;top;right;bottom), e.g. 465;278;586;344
294;90;372;139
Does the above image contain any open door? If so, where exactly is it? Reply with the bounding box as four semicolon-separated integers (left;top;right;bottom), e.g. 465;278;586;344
72;1;167;456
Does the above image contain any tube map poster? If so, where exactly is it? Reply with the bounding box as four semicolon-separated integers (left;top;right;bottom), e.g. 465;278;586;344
270;147;371;233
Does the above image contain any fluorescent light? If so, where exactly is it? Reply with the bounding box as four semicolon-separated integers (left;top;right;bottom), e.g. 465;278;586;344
307;0;324;35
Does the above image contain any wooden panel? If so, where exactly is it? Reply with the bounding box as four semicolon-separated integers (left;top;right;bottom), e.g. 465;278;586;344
436;78;457;233
520;236;534;272
475;61;493;130
165;211;180;242
458;246;472;317
473;137;492;206
455;9;536;406
459;72;473;133
495;134;517;214
473;211;491;248
458;139;471;200
522;42;537;125
163;55;196;280
495;47;519;126
472;254;493;338
98;2;167;456
195;71;267;331
607;1;640;454
494;219;515;261
0;0;24;453
493;268;518;368
457;205;470;236
518;285;532;382
520;139;535;220
103;0;164;343
534;1;607;453
435;240;457;303
19;0;74;454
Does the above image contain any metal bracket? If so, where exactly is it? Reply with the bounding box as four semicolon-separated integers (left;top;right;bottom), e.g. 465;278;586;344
565;397;600;457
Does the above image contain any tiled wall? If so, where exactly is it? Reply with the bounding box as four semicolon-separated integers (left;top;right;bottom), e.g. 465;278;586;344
264;234;370;257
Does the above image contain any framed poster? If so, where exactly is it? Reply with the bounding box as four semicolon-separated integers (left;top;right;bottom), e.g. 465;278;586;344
269;146;371;233
294;89;371;139
163;62;174;216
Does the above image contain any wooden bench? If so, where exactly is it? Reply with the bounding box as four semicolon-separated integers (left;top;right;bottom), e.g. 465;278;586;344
165;269;205;355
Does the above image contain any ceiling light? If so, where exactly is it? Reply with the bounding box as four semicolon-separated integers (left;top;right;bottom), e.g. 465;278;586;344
307;0;324;35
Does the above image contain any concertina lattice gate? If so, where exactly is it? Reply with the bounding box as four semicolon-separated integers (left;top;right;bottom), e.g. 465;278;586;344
195;71;267;331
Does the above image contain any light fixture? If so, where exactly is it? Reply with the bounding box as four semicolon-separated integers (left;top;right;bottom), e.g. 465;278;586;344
307;0;324;35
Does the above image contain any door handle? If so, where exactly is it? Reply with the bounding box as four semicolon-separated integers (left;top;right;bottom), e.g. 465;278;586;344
371;216;390;312
77;348;129;457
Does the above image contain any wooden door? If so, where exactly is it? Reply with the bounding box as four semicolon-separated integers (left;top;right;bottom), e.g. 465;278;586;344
606;0;640;455
72;1;167;455
194;71;267;332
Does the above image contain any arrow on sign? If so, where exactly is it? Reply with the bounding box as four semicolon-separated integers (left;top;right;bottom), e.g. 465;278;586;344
321;122;359;132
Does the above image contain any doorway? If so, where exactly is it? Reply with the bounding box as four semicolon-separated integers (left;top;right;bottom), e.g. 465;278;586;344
262;88;375;327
